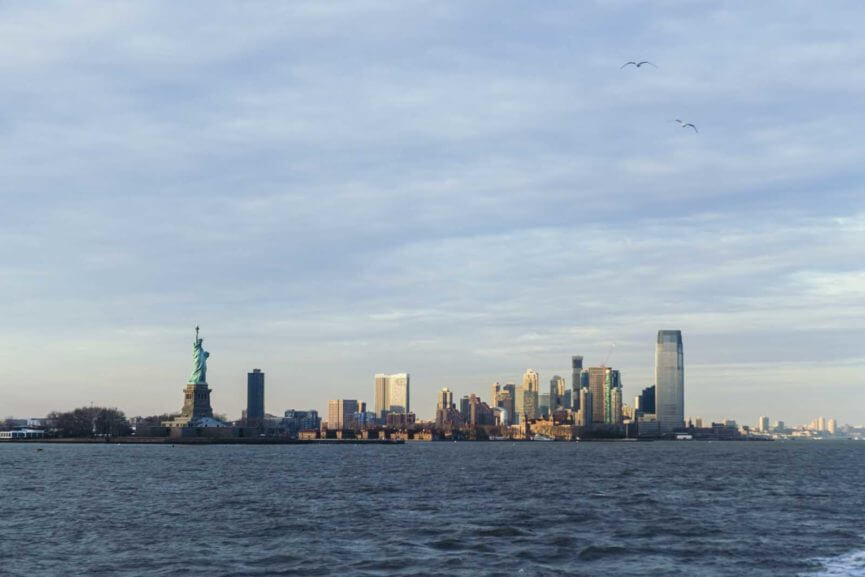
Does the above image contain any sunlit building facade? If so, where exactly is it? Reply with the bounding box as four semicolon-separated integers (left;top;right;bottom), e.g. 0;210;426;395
655;330;684;434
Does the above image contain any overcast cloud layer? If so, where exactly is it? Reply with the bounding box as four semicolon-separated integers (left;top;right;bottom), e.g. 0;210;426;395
1;1;863;425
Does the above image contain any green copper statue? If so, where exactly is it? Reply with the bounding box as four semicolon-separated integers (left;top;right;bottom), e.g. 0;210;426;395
188;326;210;384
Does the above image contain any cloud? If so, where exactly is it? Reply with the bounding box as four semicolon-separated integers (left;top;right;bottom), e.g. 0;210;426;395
0;1;862;424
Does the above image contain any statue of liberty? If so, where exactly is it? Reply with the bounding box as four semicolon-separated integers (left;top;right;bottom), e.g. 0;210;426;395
188;326;210;384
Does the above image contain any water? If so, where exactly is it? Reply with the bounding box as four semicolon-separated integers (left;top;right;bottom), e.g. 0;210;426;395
1;441;864;576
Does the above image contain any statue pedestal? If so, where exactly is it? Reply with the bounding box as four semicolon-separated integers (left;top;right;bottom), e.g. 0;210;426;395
180;382;214;421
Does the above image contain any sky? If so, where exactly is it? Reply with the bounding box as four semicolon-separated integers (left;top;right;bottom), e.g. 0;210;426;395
0;1;863;426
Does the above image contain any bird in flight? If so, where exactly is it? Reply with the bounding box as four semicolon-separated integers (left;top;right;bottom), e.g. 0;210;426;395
621;60;657;69
674;119;698;133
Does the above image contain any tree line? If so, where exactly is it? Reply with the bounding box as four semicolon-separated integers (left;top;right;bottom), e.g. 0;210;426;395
46;406;133;437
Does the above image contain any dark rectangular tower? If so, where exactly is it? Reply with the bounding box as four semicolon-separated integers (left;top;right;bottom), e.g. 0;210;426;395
247;369;265;427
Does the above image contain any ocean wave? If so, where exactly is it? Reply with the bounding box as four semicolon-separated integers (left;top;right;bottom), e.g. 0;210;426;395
807;549;865;576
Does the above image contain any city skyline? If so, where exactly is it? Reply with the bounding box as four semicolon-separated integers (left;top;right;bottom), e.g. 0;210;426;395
0;326;857;429
0;2;863;424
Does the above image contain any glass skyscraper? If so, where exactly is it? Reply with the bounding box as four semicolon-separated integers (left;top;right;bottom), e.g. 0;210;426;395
655;330;684;433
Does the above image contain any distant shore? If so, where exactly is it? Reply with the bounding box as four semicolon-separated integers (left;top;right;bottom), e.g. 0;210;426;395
0;436;781;445
0;437;405;445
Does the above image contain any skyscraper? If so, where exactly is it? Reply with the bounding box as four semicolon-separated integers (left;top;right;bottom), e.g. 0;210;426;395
757;416;770;432
587;367;607;424
519;369;540;420
655;330;684;434
327;399;359;430
493;384;516;425
578;387;592;427
523;369;539;392
602;368;623;424
637;385;656;415
437;387;454;411
374;374;388;418
246;368;265;427
374;373;411;416
549;375;566;412
571;356;583;389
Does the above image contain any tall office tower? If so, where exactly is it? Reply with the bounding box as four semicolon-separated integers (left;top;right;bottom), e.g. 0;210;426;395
773;420;785;431
602;369;623;424
520;388;538;421
587;367;607;424
327;399;359;430
539;393;551;418
493;384;515;425
817;416;826;431
571;355;583;389
550;375;566;411
523;369;539;392
514;385;525;422
571;355;583;408
827;419;837;435
437;387;454;411
519;369;540;420
390;373;410;414
374;373;411;416
246;369;265;427
757;416;770;432
459;395;471;420
374;374;388;418
578;387;592;427
612;387;623;424
575;369;590;410
655;330;684;434
491;382;501;406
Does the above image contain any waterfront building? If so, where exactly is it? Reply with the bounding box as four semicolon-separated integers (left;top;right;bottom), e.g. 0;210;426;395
283;409;320;433
828;418;837;435
655;330;684;434
773;420;785;431
327;399;359;430
246;369;265;427
354;410;378;428
386;412;416;428
757;416;770;433
577;387;592;427
374;373;410;417
694;417;704;428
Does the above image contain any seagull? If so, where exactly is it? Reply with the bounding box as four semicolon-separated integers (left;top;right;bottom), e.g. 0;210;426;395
674;119;698;133
621;60;657;69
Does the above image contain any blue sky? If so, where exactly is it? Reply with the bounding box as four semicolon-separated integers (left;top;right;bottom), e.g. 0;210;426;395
1;1;863;425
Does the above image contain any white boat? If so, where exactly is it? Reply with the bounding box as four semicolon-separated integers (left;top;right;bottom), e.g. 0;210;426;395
532;434;554;441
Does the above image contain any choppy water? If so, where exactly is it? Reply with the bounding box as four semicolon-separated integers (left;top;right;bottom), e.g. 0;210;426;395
1;441;864;576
